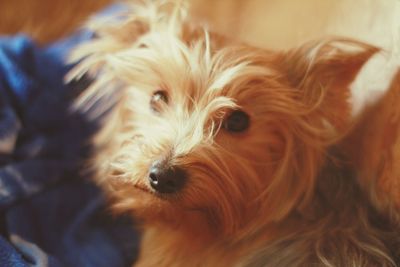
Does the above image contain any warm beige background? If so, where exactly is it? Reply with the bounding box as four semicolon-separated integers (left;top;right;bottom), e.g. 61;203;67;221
190;0;400;51
0;0;399;51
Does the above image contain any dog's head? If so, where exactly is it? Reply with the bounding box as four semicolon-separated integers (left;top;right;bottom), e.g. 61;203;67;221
68;0;377;238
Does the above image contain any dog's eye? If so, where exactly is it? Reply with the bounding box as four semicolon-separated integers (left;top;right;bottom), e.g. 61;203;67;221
223;110;250;133
150;90;168;113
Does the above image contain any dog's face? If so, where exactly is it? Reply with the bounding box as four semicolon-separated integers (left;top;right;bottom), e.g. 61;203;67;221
69;1;376;237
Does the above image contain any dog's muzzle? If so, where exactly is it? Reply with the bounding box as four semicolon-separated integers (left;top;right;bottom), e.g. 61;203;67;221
148;160;187;194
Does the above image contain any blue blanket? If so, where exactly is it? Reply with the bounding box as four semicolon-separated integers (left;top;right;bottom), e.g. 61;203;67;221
0;31;139;267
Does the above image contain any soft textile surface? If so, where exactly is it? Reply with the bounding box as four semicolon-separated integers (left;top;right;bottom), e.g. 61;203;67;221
0;33;138;266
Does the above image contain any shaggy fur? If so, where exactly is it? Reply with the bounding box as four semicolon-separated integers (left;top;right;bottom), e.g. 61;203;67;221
68;1;400;266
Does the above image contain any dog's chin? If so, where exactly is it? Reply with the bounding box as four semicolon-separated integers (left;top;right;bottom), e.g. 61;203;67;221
132;183;153;194
107;178;217;233
106;178;183;223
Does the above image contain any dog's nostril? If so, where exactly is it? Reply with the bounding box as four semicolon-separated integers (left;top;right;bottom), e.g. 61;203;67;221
149;172;159;185
148;162;187;194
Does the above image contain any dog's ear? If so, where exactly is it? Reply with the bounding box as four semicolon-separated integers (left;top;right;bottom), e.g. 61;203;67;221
67;0;186;81
263;39;379;220
278;38;379;132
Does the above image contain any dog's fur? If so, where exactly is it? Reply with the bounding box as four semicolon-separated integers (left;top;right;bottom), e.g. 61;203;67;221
68;1;400;266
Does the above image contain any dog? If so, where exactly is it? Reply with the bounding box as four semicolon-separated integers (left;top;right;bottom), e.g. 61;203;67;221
67;1;400;266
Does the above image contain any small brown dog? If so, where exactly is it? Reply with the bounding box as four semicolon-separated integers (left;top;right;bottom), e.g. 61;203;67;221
68;1;400;266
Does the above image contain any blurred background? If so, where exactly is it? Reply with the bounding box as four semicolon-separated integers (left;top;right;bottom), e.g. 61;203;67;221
191;0;400;50
0;0;399;50
0;0;112;44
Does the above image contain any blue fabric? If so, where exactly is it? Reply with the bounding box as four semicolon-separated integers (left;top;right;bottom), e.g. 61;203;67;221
0;33;139;266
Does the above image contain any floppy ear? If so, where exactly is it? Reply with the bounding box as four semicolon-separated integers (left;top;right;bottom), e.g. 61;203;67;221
278;38;379;133
263;39;379;220
65;0;188;112
67;4;147;80
66;0;185;81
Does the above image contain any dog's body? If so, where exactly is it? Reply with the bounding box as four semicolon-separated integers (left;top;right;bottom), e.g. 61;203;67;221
68;1;400;266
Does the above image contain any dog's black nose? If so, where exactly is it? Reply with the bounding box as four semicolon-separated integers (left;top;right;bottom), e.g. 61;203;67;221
148;161;187;194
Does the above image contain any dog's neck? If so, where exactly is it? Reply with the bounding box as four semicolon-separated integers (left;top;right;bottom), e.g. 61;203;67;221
136;226;271;267
134;204;299;267
136;213;239;267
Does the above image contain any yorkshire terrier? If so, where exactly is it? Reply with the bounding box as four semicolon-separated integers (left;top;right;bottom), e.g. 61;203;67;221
67;1;400;266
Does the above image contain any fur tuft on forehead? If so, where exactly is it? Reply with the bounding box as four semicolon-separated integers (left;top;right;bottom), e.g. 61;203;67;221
66;1;287;113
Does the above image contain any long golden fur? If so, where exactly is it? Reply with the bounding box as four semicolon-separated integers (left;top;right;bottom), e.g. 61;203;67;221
68;1;400;266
